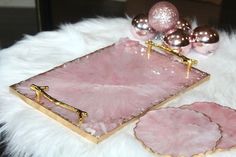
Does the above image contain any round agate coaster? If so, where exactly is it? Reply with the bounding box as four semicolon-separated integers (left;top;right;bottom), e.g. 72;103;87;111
134;108;221;157
182;102;236;150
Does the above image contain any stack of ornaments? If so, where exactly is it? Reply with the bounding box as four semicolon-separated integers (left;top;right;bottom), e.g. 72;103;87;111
131;1;219;55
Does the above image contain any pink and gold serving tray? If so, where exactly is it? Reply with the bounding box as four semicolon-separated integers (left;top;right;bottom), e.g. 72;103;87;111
9;39;210;143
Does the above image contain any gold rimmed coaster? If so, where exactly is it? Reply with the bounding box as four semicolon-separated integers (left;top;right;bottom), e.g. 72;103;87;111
134;107;222;157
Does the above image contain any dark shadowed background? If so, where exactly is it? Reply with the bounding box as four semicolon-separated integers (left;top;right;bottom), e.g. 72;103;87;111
0;0;235;49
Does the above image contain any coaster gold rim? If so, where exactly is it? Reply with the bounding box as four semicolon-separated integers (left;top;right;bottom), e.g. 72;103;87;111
133;107;222;157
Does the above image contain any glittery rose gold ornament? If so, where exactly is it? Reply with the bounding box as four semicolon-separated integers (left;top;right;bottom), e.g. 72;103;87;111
163;29;192;54
148;1;179;33
131;14;156;40
192;25;219;54
176;18;192;32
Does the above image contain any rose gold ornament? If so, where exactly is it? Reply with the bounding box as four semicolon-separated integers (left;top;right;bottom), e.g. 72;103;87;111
148;1;179;33
131;13;156;40
192;25;219;54
163;29;192;55
176;18;192;32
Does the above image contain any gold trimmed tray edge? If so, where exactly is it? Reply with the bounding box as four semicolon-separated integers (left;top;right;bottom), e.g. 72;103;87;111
9;74;210;144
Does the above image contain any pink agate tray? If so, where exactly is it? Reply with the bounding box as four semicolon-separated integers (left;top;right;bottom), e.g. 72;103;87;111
10;38;209;143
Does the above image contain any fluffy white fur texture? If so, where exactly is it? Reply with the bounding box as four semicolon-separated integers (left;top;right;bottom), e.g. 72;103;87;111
0;17;236;157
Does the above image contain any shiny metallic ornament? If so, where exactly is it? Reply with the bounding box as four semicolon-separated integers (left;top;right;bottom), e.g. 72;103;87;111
163;29;192;54
148;1;179;33
131;13;156;40
192;25;219;54
176;18;192;32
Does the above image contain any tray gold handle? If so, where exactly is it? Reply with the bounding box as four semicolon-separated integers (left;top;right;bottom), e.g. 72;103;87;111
30;84;88;125
145;40;198;78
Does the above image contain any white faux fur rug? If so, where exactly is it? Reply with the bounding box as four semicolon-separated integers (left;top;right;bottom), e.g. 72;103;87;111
0;17;236;157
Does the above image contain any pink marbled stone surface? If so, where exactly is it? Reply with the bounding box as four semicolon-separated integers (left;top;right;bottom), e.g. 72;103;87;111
182;102;236;150
14;38;208;136
134;108;221;157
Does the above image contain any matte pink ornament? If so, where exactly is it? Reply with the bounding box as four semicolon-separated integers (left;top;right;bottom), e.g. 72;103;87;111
131;14;156;40
192;25;219;55
148;1;179;33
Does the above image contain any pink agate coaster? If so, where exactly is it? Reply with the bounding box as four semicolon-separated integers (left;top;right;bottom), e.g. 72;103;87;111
134;108;221;157
182;102;236;150
11;38;209;143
